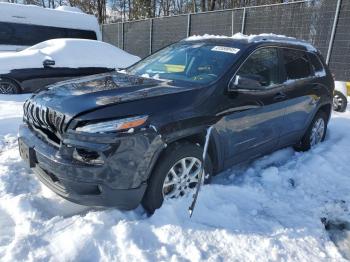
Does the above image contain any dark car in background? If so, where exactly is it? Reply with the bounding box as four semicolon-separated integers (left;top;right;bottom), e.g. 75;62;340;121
18;35;334;213
0;39;140;94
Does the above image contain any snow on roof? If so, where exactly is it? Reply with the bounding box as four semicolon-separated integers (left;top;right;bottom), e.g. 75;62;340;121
185;33;317;52
54;6;84;13
0;3;101;40
0;39;140;74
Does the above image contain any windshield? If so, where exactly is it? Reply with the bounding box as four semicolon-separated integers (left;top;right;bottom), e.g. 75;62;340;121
127;42;239;85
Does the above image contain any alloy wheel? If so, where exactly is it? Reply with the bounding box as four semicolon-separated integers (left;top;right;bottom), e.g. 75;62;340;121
162;157;202;200
310;117;325;146
0;82;17;94
333;94;343;110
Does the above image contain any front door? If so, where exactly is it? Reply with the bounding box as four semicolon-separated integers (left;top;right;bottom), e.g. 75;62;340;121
214;47;288;167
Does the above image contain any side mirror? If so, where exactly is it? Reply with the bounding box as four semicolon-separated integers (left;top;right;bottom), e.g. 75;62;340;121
228;74;266;91
43;59;55;68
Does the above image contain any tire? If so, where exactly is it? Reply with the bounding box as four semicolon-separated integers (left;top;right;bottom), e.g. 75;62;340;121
294;110;328;152
0;79;21;94
142;141;213;214
333;90;347;112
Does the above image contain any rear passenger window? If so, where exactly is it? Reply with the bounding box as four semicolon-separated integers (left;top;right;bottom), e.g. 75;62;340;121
236;48;282;89
308;53;326;77
282;49;312;80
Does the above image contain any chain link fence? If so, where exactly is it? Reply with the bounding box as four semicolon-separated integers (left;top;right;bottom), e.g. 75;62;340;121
102;0;349;81
328;0;350;81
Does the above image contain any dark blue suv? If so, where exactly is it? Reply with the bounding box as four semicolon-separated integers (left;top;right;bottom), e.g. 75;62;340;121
19;35;334;213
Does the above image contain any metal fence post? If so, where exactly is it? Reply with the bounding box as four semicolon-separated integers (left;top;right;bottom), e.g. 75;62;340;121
121;22;125;50
326;0;342;65
241;7;246;34
117;23;120;48
149;18;153;55
187;13;191;37
231;10;234;35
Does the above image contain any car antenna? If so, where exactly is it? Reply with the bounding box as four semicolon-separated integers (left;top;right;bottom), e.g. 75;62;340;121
188;126;213;218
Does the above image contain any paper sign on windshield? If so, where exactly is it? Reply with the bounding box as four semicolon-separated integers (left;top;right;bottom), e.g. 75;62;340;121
211;46;240;54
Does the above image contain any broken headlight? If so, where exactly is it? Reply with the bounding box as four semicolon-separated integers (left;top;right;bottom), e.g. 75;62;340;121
75;115;148;133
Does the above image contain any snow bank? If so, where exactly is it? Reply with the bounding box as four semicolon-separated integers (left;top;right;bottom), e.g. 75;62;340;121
0;95;349;261
0;39;140;74
335;81;348;96
186;33;317;52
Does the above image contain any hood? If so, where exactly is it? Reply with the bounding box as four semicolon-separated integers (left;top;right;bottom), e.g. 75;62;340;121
28;72;195;118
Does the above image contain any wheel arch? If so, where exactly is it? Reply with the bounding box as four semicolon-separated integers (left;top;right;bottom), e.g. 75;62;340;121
148;127;223;181
318;103;332;123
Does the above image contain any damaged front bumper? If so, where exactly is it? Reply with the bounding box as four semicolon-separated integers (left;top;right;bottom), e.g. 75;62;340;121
18;123;165;209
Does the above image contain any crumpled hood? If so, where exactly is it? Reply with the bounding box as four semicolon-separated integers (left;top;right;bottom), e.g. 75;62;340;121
29;72;194;118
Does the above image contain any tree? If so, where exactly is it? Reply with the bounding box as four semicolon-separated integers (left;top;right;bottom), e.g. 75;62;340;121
5;0;295;23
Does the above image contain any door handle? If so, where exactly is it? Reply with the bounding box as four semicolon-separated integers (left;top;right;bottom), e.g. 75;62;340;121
273;92;287;101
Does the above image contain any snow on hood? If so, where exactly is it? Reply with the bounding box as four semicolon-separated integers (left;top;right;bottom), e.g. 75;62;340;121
186;33;317;52
0;39;140;74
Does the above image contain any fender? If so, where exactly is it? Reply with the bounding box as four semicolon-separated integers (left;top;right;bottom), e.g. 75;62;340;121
155;120;224;174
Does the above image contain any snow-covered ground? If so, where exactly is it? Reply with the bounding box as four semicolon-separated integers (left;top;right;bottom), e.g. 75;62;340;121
0;94;349;261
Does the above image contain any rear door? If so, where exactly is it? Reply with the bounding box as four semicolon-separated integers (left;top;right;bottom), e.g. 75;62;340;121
278;48;322;146
214;47;288;167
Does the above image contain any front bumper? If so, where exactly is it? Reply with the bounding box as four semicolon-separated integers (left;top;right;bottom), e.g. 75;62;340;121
18;123;164;209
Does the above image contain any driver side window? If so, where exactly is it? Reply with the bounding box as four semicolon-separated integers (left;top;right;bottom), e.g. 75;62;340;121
237;48;281;89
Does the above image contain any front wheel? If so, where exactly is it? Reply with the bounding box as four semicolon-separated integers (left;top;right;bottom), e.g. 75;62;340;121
294;110;328;151
0;79;21;94
142;142;213;214
333;90;347;112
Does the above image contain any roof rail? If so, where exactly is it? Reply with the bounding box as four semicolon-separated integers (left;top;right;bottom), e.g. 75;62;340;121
248;34;316;51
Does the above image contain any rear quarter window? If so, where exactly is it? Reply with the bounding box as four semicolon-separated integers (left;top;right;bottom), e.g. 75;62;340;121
65;29;97;40
308;53;326;77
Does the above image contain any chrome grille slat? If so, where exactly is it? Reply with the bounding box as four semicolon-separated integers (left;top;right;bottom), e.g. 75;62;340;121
24;100;65;143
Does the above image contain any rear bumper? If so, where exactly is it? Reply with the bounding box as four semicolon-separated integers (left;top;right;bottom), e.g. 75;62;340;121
18;123;164;209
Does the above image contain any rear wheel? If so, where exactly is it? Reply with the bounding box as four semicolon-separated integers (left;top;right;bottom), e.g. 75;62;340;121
142;142;213;214
294;110;328;151
0;79;20;94
333;90;347;112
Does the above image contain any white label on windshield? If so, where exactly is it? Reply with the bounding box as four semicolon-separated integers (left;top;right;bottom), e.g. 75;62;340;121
211;46;240;54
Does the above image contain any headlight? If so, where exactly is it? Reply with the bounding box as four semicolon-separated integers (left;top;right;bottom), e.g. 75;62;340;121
76;115;148;133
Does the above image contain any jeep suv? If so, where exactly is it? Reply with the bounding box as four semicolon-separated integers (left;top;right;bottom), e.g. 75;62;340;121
18;35;334;213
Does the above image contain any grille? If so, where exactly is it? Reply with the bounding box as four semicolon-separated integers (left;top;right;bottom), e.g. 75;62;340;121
23;100;65;143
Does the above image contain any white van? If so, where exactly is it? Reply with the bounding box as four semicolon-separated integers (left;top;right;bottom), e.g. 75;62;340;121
0;3;102;52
